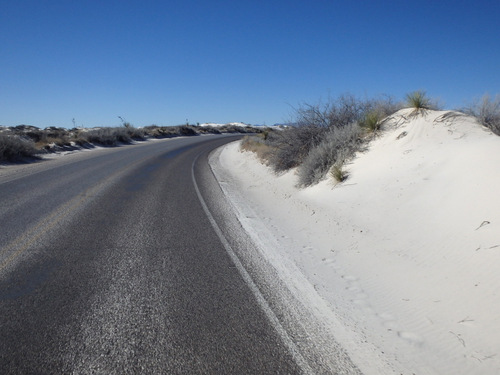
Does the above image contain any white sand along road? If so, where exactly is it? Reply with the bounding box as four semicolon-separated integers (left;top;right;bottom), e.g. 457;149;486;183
210;109;500;375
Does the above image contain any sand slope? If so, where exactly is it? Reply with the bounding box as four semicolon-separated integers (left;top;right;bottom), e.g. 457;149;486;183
211;109;500;374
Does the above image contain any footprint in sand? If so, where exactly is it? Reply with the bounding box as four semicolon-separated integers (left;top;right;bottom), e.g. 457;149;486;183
363;306;375;315
300;246;314;254
321;258;340;269
342;275;359;282
346;285;362;293
378;312;395;321
397;331;424;346
354;292;368;299
377;312;397;329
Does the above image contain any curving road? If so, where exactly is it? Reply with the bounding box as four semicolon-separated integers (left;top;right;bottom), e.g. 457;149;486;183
0;136;305;374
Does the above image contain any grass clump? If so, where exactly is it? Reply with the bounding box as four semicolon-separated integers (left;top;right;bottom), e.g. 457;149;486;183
240;134;273;162
360;110;383;132
330;162;348;183
405;90;435;114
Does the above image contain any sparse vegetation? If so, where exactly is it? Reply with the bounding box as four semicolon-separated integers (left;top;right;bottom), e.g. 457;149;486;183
85;127;133;146
463;94;500;135
297;123;361;186
260;94;401;186
0;122;263;162
239;91;500;188
266;124;327;172
240;134;273;162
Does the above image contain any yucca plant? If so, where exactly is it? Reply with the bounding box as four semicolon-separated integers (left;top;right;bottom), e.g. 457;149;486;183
360;111;382;132
406;90;435;114
330;162;348;183
405;90;432;113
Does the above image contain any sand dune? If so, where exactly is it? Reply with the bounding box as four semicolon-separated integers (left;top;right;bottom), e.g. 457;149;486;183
211;109;500;374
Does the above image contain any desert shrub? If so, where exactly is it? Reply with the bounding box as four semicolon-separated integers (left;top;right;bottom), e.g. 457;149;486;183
178;125;198;136
0;134;39;161
240;135;273;162
266;125;328;172
372;95;404;117
145;123;259;137
24;129;45;143
462;94;500;135
294;94;372;129
44;126;68;138
266;94;384;173
360;96;403;132
67;129;90;146
222;125;258;134
41;128;72;148
218;125;240;133
125;126;146;140
72;136;92;147
196;126;221;134
297;122;361;186
143;126;173;138
85;127;132;146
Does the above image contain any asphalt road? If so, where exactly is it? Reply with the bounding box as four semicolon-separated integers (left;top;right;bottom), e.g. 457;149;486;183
0;136;305;374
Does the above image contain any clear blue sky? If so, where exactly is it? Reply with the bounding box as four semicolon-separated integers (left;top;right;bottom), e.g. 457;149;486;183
1;0;499;127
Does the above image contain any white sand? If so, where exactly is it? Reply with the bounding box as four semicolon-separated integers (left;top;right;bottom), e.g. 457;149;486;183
210;109;500;374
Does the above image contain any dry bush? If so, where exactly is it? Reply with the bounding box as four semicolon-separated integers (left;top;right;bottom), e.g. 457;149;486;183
462;94;500;135
0;134;39;161
240;135;273;162
297;123;361;186
261;94;401;185
359;96;403;132
266;125;327;172
177;125;198;136
125;126;146;140
195;126;221;134
85;127;132;145
266;94;394;173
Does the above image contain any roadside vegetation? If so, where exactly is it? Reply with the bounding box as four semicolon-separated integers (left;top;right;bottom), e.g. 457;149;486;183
242;94;403;187
241;91;500;187
0;133;39;162
0;123;260;162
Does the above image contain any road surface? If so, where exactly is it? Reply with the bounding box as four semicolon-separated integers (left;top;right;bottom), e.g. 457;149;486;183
0;135;360;374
